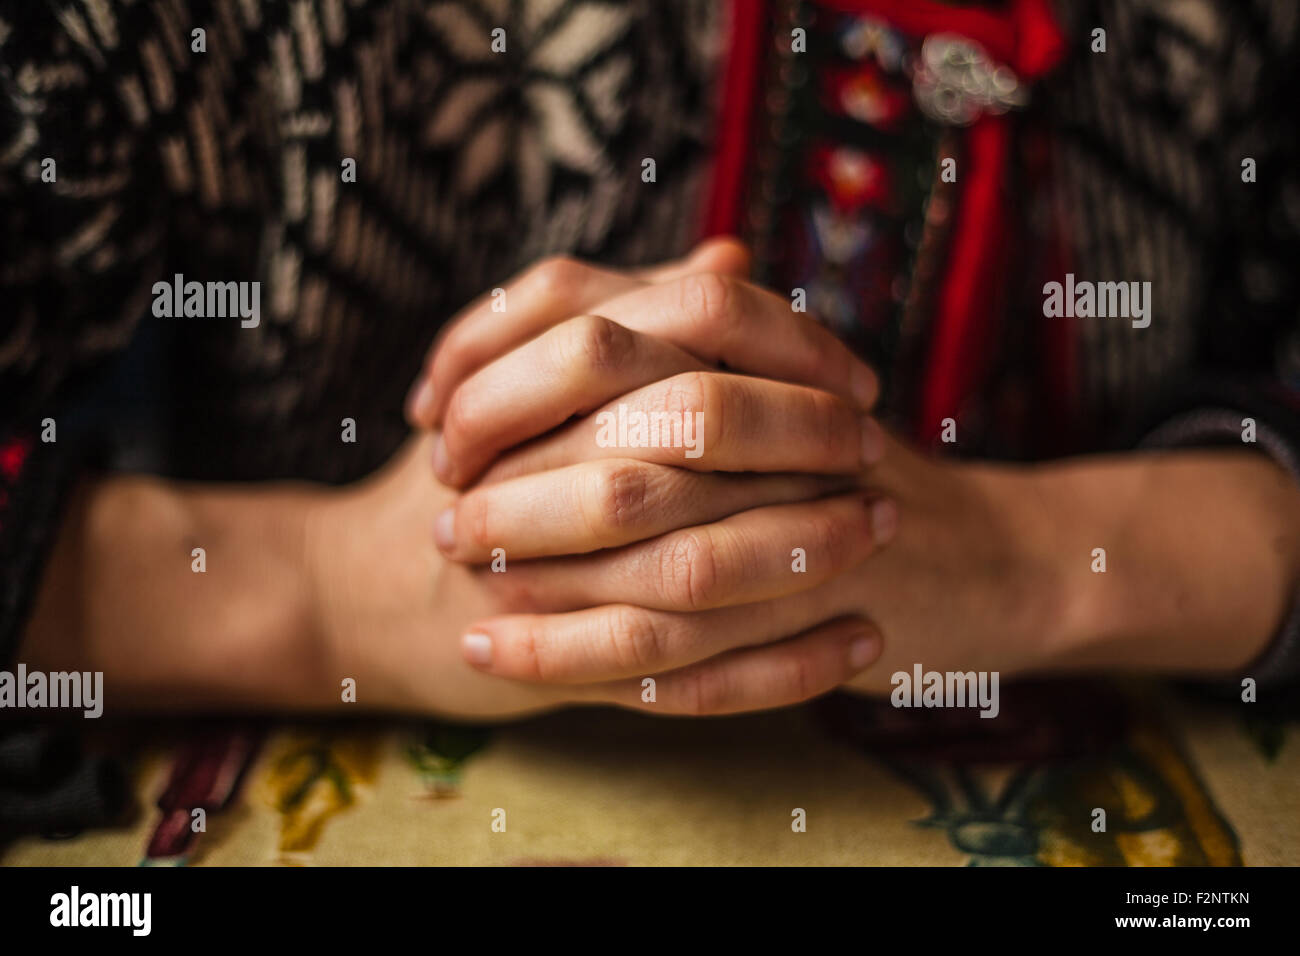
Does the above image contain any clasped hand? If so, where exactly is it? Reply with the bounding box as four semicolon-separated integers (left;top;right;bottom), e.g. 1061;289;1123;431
350;240;1068;718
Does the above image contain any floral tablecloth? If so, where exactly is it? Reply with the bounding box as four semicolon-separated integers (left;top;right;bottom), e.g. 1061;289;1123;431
4;680;1296;866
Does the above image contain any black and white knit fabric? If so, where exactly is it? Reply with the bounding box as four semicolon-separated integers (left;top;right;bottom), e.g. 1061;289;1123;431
1045;0;1300;423
1;0;720;484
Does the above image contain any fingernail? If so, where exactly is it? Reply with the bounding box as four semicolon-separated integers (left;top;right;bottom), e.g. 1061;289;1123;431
406;377;435;421
433;435;452;481
860;415;885;467
870;498;898;544
434;508;456;551
850;364;878;409
462;632;493;666
848;633;881;670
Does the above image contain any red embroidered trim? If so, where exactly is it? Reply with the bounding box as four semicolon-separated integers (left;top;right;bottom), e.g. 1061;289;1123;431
702;0;769;238
704;0;1068;446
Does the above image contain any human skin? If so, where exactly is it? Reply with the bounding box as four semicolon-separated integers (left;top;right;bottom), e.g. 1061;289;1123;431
18;243;888;717
413;243;1300;698
440;429;1300;695
20;243;1300;717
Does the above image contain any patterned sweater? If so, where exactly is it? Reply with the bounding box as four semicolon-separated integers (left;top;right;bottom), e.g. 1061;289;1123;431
1;0;1298;833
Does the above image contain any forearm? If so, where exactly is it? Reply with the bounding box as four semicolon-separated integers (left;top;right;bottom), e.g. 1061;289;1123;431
1023;449;1300;676
17;474;331;711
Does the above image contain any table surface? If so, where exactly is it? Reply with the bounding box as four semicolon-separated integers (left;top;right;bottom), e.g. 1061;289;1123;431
4;680;1296;866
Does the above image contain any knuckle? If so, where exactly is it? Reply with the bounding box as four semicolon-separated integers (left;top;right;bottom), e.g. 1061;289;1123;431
459;493;493;551
426;347;453;396
807;388;847;457
528;255;584;300
515;619;547;681
679;667;726;716
806;511;854;567
658;371;724;460
780;654;819;704
569;314;635;374
603;605;665;672
677;271;737;337
441;386;478;451
658;529;719;610
659;370;711;419
589;461;653;533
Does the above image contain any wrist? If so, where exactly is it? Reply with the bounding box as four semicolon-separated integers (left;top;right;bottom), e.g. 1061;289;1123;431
1002;451;1300;677
23;474;330;710
299;484;365;702
988;462;1121;670
960;461;1093;674
183;480;330;707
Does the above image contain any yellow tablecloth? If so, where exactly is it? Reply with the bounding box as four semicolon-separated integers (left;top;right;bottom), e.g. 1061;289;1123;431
4;680;1296;866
